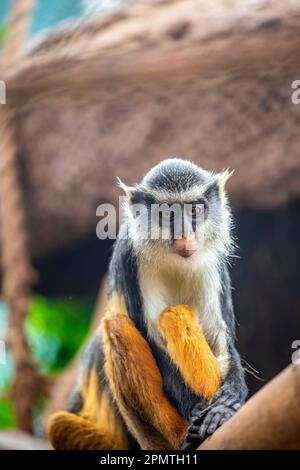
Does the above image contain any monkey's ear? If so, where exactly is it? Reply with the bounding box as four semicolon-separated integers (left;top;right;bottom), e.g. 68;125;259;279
116;177;136;204
217;169;234;198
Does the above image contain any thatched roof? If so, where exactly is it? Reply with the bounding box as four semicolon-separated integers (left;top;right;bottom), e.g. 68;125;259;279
3;0;300;257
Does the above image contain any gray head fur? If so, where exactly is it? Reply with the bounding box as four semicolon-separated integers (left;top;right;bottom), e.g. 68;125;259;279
119;158;234;264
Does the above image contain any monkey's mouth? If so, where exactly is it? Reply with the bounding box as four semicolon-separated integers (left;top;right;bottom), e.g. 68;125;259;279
171;237;197;258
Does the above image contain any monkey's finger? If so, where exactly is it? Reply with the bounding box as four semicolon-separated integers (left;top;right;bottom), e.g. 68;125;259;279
206;412;221;436
186;424;201;435
215;394;240;409
191;411;207;426
190;403;212;424
181;430;203;450
199;408;223;439
223;408;236;422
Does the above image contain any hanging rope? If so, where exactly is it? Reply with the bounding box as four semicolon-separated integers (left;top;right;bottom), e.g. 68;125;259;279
0;0;47;432
3;0;36;69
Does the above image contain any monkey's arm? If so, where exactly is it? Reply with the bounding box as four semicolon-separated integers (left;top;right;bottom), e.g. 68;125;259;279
182;266;247;449
157;305;222;401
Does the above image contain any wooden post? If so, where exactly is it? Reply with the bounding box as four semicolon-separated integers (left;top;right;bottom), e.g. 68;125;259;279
199;363;300;450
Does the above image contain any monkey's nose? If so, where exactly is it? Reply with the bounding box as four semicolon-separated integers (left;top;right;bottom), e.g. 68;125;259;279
171;236;197;258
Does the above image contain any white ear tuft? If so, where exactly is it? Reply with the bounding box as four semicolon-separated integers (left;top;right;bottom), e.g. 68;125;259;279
218;169;234;197
116;177;135;202
116;176;128;193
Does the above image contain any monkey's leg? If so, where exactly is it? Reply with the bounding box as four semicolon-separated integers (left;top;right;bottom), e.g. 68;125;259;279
48;333;130;450
48;410;128;450
102;313;188;450
158;304;222;401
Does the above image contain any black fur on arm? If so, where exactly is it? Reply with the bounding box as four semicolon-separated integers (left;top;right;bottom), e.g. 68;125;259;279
182;264;248;450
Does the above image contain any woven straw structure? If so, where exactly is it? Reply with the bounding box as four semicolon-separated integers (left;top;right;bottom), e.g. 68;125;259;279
2;0;300;257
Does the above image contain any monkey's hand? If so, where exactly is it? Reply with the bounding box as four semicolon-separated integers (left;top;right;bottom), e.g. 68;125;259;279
181;385;241;450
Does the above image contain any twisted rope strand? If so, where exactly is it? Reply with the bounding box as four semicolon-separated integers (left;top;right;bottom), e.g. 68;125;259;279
0;0;47;432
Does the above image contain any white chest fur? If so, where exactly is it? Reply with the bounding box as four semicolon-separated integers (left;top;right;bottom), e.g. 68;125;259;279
138;251;230;378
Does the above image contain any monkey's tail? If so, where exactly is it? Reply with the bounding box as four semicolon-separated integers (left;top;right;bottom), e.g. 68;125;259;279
47;411;128;450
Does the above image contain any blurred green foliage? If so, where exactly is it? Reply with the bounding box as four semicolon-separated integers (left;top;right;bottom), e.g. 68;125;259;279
0;296;94;429
26;296;94;374
0;23;6;46
0;398;15;429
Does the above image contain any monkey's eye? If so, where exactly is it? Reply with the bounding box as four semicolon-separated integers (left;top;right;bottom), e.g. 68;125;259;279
186;204;204;219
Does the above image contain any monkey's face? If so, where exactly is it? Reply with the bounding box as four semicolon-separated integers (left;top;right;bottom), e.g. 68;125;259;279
120;158;233;263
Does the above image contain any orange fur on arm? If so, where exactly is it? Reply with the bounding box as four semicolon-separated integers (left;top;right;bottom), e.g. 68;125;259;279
158;305;221;400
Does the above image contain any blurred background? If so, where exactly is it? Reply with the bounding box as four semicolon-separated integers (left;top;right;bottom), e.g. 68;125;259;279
0;0;299;445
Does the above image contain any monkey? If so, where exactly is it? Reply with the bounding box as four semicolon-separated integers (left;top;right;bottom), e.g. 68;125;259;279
48;158;247;450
